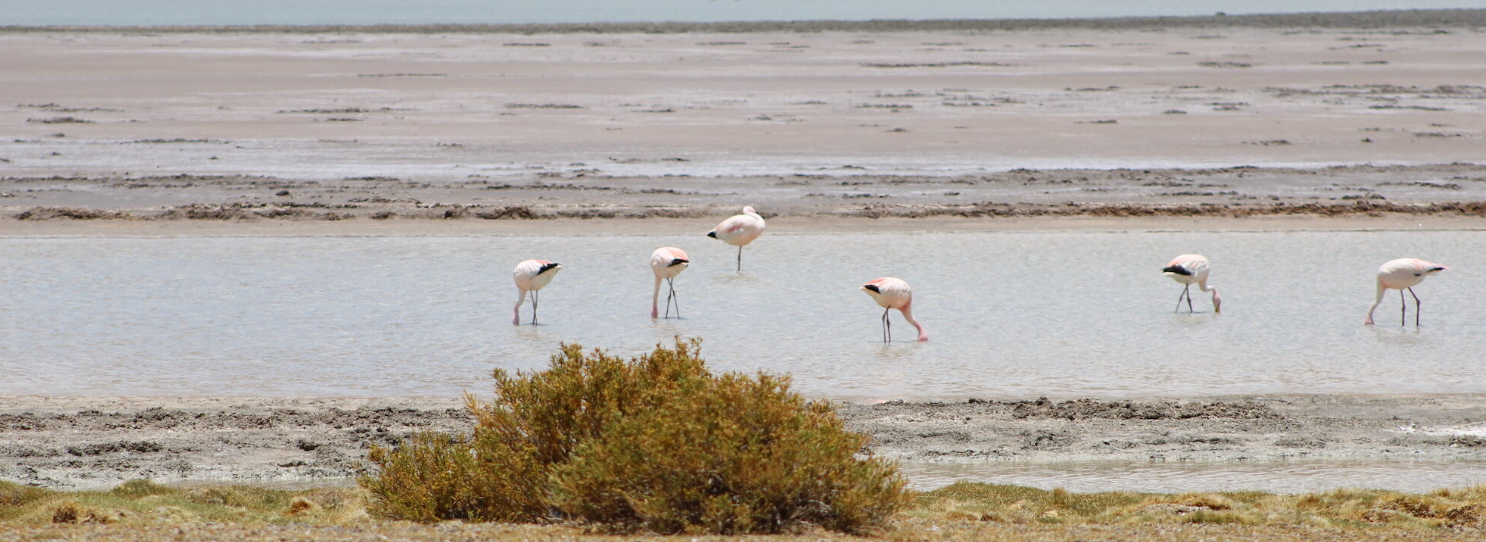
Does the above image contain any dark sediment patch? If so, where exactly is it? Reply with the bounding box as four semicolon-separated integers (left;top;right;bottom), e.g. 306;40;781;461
997;397;1281;420
847;200;1486;219
16;207;132;220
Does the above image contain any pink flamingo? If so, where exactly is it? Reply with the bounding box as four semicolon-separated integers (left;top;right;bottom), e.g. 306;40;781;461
1366;258;1448;326
650;247;690;319
512;259;561;325
860;277;928;342
706;206;765;272
1161;254;1222;313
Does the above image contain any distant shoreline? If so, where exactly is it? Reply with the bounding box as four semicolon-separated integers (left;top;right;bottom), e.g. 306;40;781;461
2;8;1484;34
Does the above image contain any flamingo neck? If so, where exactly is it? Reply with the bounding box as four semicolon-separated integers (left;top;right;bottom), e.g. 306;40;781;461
1199;283;1221;312
899;305;928;341
651;276;662;318
1365;282;1386;324
513;289;527;325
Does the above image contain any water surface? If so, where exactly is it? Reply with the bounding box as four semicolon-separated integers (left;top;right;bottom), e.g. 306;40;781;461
2;229;1483;400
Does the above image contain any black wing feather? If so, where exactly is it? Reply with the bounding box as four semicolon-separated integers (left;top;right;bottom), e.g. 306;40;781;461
1162;265;1191;276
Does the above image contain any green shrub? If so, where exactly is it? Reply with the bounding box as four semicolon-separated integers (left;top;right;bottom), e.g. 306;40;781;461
361;338;908;534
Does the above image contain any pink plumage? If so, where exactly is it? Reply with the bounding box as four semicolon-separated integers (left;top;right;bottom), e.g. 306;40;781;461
650;247;690;319
1365;258;1447;326
512;259;561;325
860;277;927;342
706;206;765;272
1161;254;1221;313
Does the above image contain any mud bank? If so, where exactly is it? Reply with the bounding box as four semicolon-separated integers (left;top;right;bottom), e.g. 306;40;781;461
6;9;1486;34
5;164;1486;226
3;395;1484;490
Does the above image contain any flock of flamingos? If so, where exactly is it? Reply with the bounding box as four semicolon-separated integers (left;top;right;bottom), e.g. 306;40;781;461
510;206;1450;341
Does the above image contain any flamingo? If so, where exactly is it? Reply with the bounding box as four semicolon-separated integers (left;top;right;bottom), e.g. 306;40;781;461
1161;254;1222;313
650;247;689;319
1365;258;1447;326
706;206;765;272
860;277;928;342
512;259;561;325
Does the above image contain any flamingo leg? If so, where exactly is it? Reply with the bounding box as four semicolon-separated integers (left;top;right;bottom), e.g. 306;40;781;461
665;278;680;319
1409;287;1421;327
1186;285;1195;312
736;246;743;273
1400;288;1406;327
531;289;540;325
1175;285;1189;313
882;308;892;343
663;279;672;318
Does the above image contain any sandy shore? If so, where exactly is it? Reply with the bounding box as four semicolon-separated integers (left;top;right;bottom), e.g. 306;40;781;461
3;17;1484;230
3;395;1484;490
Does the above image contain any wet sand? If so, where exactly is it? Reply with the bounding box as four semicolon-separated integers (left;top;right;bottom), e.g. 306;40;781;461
3;395;1485;490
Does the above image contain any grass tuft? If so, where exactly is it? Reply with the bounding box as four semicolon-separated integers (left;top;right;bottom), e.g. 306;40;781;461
0;481;50;509
111;479;174;498
5;479;1486;539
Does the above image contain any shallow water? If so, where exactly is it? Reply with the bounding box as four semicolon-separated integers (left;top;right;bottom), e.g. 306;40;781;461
2;229;1483;400
899;459;1486;493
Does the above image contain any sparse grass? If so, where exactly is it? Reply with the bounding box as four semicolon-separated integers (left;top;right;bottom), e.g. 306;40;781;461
910;482;1486;531
0;479;369;525
5;479;1486;540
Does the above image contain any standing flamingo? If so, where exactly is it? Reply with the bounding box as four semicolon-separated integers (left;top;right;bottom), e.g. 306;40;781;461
1161;254;1222;313
512;259;561;325
1365;258;1447;326
860;277;928;342
706;206;765;272
650;247;689;319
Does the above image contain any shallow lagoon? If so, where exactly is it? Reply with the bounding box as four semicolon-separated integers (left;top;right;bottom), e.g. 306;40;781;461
2;229;1482;400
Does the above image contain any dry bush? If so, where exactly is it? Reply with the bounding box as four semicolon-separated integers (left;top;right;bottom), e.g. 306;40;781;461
47;500;120;524
110;480;174;498
361;338;908;534
0;481;50;508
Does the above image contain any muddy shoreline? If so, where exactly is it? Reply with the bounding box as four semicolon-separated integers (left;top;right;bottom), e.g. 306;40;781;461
3;395;1484;490
5;8;1485;34
5;164;1486;226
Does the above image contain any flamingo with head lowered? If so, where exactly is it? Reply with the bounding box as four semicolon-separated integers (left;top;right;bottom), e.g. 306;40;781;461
1162;254;1221;313
1366;258;1447;326
706;206;765;272
513;259;561;325
650;247;689;319
861;277;927;342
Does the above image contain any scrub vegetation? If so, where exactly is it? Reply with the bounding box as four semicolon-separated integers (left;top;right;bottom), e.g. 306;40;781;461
361;338;909;534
